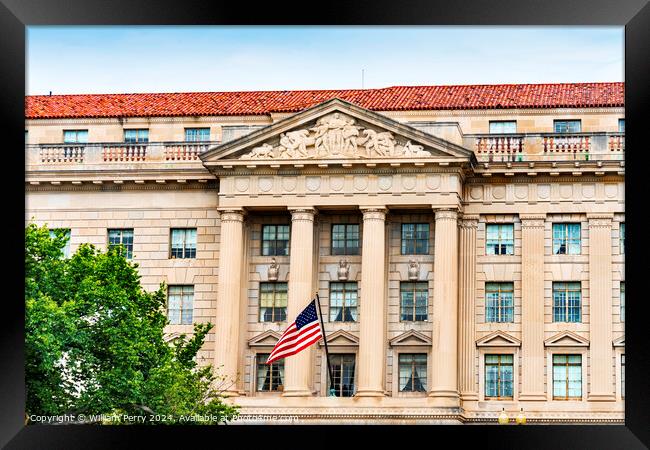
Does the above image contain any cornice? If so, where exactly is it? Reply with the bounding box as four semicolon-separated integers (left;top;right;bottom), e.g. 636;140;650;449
26;115;272;126
380;107;624;118
25;180;217;192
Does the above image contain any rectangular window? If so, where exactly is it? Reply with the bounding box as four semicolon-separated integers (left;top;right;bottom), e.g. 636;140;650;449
621;354;625;399
259;282;288;322
107;228;134;259
618;119;625;133
553;354;582;400
331;224;360;255
553;282;582;323
261;225;290;256
485;282;514;323
553;120;582;133
620;281;625;322
489;121;517;134
401;223;429;255
329;282;358;322
48;228;71;258
398;354;427;392
256;353;284;392
552;223;581;255
484;354;514;400
620;223;625;255
486;224;514;255
329;354;356;397
184;128;211;142
63;129;88;143
124;129;149;143
170;228;197;259
167;285;194;325
400;281;428;322
222;125;265;143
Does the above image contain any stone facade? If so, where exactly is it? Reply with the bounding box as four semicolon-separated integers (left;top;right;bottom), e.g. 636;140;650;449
25;95;625;424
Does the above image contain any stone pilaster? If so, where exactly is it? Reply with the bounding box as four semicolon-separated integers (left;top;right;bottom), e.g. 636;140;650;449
356;206;388;397
429;208;460;406
214;208;245;396
519;214;547;401
282;207;317;397
458;215;479;402
587;214;616;401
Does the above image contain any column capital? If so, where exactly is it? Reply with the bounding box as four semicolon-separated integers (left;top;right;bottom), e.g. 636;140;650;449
359;206;388;221
459;214;479;228
288;207;317;222
434;209;458;221
520;213;546;228
217;208;245;223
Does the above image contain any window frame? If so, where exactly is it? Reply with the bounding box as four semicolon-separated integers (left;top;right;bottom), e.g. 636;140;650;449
123;128;149;143
259;282;288;323
552;282;582;323
485;282;515;323
488;120;517;134
63;129;88;144
399;281;429;322
170;228;197;259
620;222;625;255
400;223;430;255
48;228;71;258
255;353;284;393
552;354;583;400
328;353;356;397
397;353;428;393
167;285;194;325
553;119;582;134
618;119;625;133
485;223;515;255
329;282;358;322
620;281;625;323
552;223;581;255
484;354;514;400
331;223;360;256
261;224;290;256
107;228;134;259
184;127;211;142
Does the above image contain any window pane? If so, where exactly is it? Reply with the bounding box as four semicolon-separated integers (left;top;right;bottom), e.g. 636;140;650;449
489;121;517;134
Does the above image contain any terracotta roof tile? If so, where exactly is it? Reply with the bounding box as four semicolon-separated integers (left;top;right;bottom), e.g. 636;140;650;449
25;82;624;119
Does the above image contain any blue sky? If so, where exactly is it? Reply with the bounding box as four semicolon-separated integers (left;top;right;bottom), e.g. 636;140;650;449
26;26;624;95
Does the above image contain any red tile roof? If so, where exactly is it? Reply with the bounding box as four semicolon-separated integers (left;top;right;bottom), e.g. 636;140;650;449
25;82;624;119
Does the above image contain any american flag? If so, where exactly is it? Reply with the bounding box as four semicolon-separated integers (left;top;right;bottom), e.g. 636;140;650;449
266;300;323;364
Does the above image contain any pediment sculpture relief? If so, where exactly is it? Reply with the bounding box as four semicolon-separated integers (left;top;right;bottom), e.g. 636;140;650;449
240;113;431;160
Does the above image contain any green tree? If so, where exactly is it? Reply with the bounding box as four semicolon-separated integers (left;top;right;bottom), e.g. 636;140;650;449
25;223;238;424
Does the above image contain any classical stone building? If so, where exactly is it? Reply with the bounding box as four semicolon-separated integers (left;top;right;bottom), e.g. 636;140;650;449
25;82;625;424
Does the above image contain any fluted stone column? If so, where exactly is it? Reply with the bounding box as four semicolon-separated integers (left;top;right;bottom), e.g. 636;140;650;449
587;214;615;401
519;214;547;401
214;208;245;396
282;207;317;397
429;209;460;406
356;206;388;397
458;215;479;402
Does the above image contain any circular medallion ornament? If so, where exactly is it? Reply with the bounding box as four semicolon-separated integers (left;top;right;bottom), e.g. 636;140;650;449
515;184;528;199
306;176;321;192
402;175;416;190
378;176;393;191
330;176;344;191
235;177;250;193
469;186;483;200
538;184;550;199
282;177;297;192
492;185;505;200
353;176;368;191
258;177;273;192
426;174;441;190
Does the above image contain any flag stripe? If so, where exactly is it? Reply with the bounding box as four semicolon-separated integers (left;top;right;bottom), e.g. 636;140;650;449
266;299;323;365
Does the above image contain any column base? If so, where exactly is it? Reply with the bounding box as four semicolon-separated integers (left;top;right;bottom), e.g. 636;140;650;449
281;389;314;397
428;389;460;407
518;393;547;401
354;389;386;398
588;393;617;402
460;392;479;402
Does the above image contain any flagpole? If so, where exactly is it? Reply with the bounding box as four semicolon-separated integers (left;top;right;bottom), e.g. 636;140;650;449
315;292;336;396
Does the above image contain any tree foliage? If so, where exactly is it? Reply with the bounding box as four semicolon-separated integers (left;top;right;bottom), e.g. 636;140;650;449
25;223;238;424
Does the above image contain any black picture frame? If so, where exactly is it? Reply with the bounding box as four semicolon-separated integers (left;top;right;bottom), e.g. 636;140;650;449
2;0;648;448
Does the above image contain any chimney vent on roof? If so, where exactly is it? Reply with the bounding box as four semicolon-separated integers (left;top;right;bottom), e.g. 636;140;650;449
49;91;52;96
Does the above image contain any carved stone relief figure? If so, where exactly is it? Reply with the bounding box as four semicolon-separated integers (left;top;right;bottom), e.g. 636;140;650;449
337;259;350;281
408;259;420;280
267;258;279;281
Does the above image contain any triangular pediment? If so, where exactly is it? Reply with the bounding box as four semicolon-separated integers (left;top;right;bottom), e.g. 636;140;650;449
476;331;521;347
200;98;475;166
248;330;282;347
318;330;359;347
389;330;432;347
613;335;625;347
544;331;590;347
